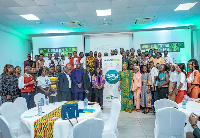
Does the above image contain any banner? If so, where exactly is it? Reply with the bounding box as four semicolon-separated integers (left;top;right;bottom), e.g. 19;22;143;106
102;55;122;107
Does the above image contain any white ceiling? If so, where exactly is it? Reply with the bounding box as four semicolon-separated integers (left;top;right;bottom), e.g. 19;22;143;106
0;0;199;35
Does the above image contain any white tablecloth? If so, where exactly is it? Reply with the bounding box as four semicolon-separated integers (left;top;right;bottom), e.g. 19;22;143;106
21;101;102;138
178;101;200;133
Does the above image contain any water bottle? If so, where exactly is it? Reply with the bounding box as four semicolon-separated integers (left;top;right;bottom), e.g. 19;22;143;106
182;99;186;109
41;98;44;106
46;96;49;105
84;98;88;109
38;101;42;116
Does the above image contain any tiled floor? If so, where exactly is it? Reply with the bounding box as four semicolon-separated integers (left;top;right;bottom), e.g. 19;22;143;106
0;109;155;138
103;108;155;138
103;109;155;138
117;111;155;138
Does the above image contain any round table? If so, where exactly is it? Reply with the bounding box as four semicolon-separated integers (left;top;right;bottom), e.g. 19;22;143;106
21;101;102;138
178;100;200;133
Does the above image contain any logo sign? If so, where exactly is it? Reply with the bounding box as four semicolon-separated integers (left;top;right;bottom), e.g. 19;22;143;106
105;70;119;84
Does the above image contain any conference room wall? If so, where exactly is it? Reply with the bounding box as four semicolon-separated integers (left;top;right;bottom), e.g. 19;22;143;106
0;30;27;73
133;29;191;65
84;34;133;54
32;35;84;59
193;30;200;64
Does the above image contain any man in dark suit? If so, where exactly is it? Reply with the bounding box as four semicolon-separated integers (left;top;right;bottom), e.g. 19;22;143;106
58;66;71;101
83;66;93;101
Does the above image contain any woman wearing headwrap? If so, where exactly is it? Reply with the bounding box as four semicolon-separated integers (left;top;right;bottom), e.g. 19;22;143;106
118;62;134;113
131;66;142;112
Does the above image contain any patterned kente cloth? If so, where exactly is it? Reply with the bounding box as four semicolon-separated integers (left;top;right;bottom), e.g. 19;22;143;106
118;70;134;113
34;101;78;138
86;56;95;73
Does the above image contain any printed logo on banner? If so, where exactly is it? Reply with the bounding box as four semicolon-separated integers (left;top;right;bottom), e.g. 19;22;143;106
104;59;120;61
105;70;119;84
106;94;118;99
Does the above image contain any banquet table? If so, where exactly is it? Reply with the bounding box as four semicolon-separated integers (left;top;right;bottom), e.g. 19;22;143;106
21;101;102;138
178;100;200;134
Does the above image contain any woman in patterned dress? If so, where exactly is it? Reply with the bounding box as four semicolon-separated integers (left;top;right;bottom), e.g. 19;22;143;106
118;63;134;113
140;65;152;114
0;64;20;103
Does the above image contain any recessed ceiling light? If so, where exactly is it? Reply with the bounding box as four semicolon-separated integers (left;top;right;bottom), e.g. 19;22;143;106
96;9;111;16
174;2;198;11
20;14;40;20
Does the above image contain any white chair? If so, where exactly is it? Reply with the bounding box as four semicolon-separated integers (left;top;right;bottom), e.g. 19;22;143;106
154;107;186;138
102;130;117;138
154;99;178;112
0;102;21;137
34;93;45;106
14;97;28;116
0;115;31;138
73;117;104;138
103;99;121;138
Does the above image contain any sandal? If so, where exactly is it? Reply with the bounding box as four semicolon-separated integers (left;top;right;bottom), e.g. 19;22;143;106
136;109;140;112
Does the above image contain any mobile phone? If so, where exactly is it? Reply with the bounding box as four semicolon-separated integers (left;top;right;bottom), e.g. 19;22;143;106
192;113;198;117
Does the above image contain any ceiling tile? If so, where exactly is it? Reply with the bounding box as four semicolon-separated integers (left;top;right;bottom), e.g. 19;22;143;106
112;0;129;8
8;7;31;15
49;12;69;21
164;0;182;5
14;0;37;6
0;0;21;7
76;2;94;11
73;0;92;3
93;1;111;9
51;0;74;4
26;6;47;14
56;3;78;12
127;7;144;14
34;0;54;6
34;13;53;19
129;0;148;7
0;6;16;15
80;10;96;17
6;15;30;22
146;0;165;6
65;11;80;17
142;6;160;15
42;5;63;13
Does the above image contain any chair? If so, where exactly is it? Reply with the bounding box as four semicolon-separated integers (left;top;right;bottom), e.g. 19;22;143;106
102;130;117;138
154;99;178;112
103;99;121;138
34;93;45;106
0;102;21;136
14;97;28;116
154;107;186;138
0;115;31;138
73;117;104;138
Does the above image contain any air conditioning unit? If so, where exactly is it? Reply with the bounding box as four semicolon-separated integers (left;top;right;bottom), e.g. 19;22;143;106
133;16;156;25
61;21;83;29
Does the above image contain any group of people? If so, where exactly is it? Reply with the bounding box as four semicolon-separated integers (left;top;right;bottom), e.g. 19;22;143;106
0;50;106;109
119;48;200;114
0;48;200;113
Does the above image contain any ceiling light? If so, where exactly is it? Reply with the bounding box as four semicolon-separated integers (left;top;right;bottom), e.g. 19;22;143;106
174;2;198;11
96;9;111;16
154;24;176;28
20;14;40;20
44;30;72;33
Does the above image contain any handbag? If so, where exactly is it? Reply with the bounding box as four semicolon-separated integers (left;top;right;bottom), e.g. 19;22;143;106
61;103;79;126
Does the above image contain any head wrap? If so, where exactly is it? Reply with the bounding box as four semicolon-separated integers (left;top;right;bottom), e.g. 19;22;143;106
134;66;140;72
